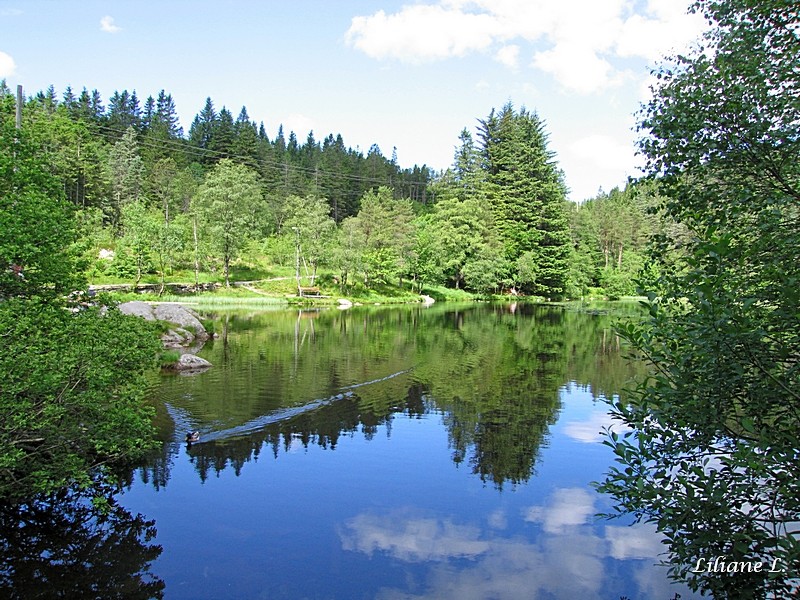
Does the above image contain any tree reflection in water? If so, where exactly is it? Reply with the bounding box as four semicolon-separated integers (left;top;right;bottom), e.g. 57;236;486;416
137;303;645;490
0;484;164;599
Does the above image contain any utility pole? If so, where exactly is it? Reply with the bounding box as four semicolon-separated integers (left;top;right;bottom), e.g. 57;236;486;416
16;85;22;130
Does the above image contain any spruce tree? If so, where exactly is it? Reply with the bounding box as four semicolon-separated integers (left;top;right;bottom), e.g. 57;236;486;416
188;97;217;165
232;106;260;168
478;103;569;297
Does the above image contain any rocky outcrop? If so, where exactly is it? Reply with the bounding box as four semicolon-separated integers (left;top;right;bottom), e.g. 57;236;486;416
118;301;213;372
153;304;208;339
118;300;157;321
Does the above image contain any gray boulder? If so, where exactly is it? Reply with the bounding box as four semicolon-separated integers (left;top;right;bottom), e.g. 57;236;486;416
161;327;196;348
176;353;212;371
119;301;212;370
153;304;208;339
118;301;156;320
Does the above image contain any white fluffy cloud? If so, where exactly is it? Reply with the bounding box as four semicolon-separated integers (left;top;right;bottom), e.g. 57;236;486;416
100;15;121;33
563;409;624;443
345;1;705;94
0;51;15;77
340;500;681;599
345;5;497;63
494;44;519;69
340;511;489;562
533;45;619;94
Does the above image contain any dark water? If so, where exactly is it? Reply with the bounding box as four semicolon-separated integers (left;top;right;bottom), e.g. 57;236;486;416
4;303;695;599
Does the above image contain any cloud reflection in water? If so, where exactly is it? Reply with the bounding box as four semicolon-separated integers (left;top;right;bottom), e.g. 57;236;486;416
340;487;685;600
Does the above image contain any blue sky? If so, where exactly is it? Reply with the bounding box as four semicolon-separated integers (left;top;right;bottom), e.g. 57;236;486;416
0;1;705;201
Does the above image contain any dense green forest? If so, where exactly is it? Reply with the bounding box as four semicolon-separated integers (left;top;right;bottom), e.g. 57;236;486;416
2;81;674;300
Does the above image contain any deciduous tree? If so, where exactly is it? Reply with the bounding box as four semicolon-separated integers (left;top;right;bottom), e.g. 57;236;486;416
598;1;800;596
193;159;262;286
0;103;160;502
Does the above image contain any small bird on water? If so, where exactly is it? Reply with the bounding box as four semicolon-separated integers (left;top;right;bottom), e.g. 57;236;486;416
186;431;200;443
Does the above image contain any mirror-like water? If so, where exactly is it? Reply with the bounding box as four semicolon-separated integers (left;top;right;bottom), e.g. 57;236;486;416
4;303;697;599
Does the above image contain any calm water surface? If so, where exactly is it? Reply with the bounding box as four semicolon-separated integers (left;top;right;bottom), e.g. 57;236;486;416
8;303;698;599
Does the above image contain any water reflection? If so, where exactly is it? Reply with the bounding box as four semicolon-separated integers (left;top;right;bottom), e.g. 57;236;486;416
113;304;690;599
0;485;164;599
339;488;677;600
139;304;643;490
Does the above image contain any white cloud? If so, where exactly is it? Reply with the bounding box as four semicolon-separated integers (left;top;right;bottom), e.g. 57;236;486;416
616;10;705;61
0;51;16;77
494;44;519;69
561;133;641;200
340;511;489;562
533;44;619;94
605;522;666;560
487;508;507;529
100;15;121;33
341;504;684;599
346;1;705;95
563;409;631;443
345;6;497;63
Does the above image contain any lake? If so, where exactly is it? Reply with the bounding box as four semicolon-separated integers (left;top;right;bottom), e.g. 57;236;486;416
3;303;697;599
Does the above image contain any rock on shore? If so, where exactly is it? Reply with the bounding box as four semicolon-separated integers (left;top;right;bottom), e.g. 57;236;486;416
118;301;212;372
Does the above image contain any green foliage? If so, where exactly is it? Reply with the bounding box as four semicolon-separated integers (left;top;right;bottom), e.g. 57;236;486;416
118;200;158;286
159;349;182;367
108;126;145;227
0;113;162;503
567;183;659;300
24;99;110;212
0;110;84;299
421;194;503;291
193;159;262;287
598;1;800;596
0;300;161;502
349;187;415;287
330;216;365;291
282;194;336;284
10;79;667;302
599;267;632;300
478;103;570;297
405;217;442;293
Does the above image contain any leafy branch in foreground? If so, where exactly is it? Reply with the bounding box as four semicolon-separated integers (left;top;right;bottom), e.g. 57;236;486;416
597;0;800;597
0;100;161;503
